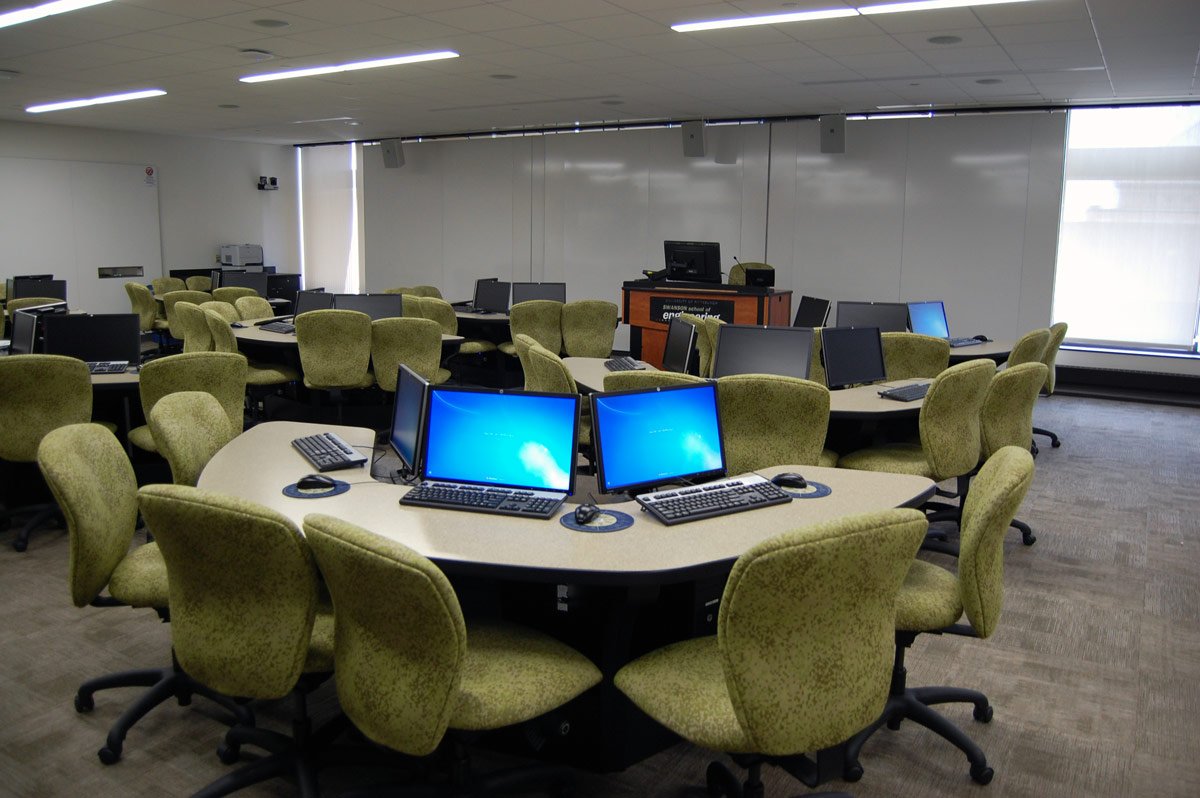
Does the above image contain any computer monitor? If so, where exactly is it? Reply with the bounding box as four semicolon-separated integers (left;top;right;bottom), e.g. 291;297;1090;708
41;313;141;363
9;309;39;355
10;278;66;301
835;301;909;333
793;295;831;328
664;240;722;283
220;271;269;297
267;273;302;304
474;280;511;313
388;363;430;478
821;326;888;389
711;324;813;380
590;382;726;495
660;317;697;374
14;274;52;280
907;300;951;339
419;386;580;494
471;277;498;306
511;282;566;305
293;289;334;316
333;293;404;321
209;269;224;289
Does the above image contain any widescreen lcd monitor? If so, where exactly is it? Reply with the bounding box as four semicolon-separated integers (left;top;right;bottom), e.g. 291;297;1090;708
9;309;39;355
711;324;813;380
907;300;951;339
474;279;511;313
660;317;697;374
793;296;831;328
835;301;909;333
388;363;430;478
590;382;726;495
821;326;888;390
293;290;334;316
41;313;141;363
419;386;579;494
471;277;498;306
512;282;566;305
220;271;269;297
10;278;66;301
663;240;722;283
333;293;404;321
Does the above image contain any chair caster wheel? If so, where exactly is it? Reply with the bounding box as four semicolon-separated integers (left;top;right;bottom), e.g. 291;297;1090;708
974;704;994;723
971;764;994;784
843;763;864;783
1022;531;1036;545
74;693;94;713
217;742;240;765
98;745;121;765
13;539;27;553
886;717;902;730
1051;440;1061;448
706;761;741;798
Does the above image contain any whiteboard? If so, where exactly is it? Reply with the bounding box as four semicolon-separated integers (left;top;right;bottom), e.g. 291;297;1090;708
0;157;162;314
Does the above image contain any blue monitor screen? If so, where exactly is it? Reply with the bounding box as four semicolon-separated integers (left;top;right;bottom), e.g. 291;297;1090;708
389;364;429;475
421;388;579;493
907;300;950;339
590;383;726;494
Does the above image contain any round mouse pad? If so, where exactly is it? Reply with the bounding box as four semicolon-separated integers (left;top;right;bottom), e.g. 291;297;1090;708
283;480;351;499
559;508;635;533
780;480;831;499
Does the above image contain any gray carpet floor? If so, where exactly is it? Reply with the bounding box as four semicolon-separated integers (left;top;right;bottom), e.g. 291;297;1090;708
1;393;1197;797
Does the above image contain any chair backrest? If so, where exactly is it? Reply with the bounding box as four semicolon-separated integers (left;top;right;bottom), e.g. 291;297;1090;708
511;333;538;390
524;339;579;395
917;358;995;481
809;328;826;387
6;296;63;316
381;285;408;295
1042;321;1068;394
138;484;318;699
137;352;247;440
980;362;1048;459
407;285;443;299
203;308;239;354
679;313;718;377
561;300;618;358
302;514;466;756
212;285;259;305
416;296;458;336
234;295;274;321
717;374;831;475
1007;327;1051;367
0;355;93;462
152;277;186;295
125;282;158;331
38;424;138;607
401;294;423;319
509;300;563;355
957;446;1035;638
601;370;706;392
370;317;442;390
719;508;926;754
185;275;212;292
149;391;238;486
881;332;950;380
162;290;213;339
703;317;726;377
199;300;239;324
295;309;373;388
173;301;212;353
727;261;772;286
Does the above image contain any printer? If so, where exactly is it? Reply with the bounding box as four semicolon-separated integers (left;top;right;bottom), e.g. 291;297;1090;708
219;244;264;266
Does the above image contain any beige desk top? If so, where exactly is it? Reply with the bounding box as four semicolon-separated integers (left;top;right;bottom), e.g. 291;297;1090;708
197;421;934;585
564;356;658;393
828;377;930;418
455;310;510;322
91;369;140;387
234;319;462;346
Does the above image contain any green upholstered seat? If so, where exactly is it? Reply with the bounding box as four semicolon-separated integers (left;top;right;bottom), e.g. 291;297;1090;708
407;284;443;298
810;327;826;388
524;339;590;447
401;293;422;318
679;313;724;378
234;295;274;321
125;281;170;337
979;362;1047;546
172;301;212;353
844;446;1035;785
185;275;212;292
148;391;238;486
511;333;538;389
881;332;950;380
294;309;376;391
418;295;496;356
381;285;408;295
161;290;213;341
601;370;706;392
499;299;562;357
137;484;334;797
717;374;831;476
204;308;300;416
1033;321;1068;450
1006;327;1051;367
199;299;239;324
211;285;258;306
371;316;448;390
128;352;248;453
561;299;618;358
302;513;601;792
615;508;925;796
727;261;772;286
152;277;186;295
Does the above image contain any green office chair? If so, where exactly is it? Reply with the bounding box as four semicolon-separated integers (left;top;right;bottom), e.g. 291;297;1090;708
199;300;240;324
234;295;274;321
843;446;1035;786
152;276;187;296
295;309;375;424
302;513;602;796
128;352;248;454
417;295;497;357
173;301;213;353
810;328;826;388
185;275;213;292
125;281;171;351
370;316;447;390
524;339;591;450
6;297;63;337
204;309;300;420
381;285;409;295
726;261;773;286
401;293;422;318
602;370;706;392
161;290;213;342
615;508;925;798
149;391;239;486
407;284;443;298
38;423;249;764
510;333;538;390
211;286;259;306
979;362;1046;545
718;374;835;475
561;300;618;358
1033;321;1068;451
1006;327;1051;367
680;313;723;378
881;332;950;380
138;484;334;798
499;300;563;357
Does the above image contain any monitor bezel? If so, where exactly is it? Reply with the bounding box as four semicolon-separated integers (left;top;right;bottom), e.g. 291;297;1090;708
332;293;404;321
511;281;567;305
474;280;511;313
820;325;888;390
660;317;697;374
793;295;831;328
292;289;333;317
834;300;909;333
711;323;814;381
663;240;722;284
472;277;498;307
388;363;430;479
41;313;141;363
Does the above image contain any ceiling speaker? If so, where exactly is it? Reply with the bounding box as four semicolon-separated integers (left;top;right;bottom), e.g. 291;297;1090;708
380;138;405;169
819;114;845;154
681;121;706;157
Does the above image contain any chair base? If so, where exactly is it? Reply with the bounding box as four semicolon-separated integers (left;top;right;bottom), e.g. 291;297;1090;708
2;502;61;552
706;759;853;798
1032;426;1061;448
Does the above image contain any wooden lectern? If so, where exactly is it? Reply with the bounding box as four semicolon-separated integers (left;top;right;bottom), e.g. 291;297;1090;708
622;280;793;368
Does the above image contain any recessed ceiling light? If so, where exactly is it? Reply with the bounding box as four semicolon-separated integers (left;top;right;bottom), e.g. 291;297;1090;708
0;69;20;79
26;88;166;114
0;0;112;31
859;0;1041;14
976;78;1003;84
927;35;962;45
674;0;1043;32
490;74;516;80
240;51;458;83
252;19;290;29
218;103;239;109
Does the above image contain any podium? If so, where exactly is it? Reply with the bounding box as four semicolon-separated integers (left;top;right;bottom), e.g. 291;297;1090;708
622;280;792;368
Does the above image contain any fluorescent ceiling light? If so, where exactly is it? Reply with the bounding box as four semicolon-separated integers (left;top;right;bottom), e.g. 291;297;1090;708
0;0;111;30
859;0;1039;14
674;0;1042;32
240;51;458;83
26;88;165;114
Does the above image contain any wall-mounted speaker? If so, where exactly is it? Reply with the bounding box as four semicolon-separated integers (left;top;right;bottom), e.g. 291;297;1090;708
380;138;405;169
819;114;846;154
681;121;707;158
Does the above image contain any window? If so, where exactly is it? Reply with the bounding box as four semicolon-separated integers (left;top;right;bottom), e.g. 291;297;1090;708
1052;106;1200;352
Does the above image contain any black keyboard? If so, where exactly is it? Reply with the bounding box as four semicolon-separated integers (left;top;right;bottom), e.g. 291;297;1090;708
291;432;368;472
949;337;983;348
636;474;791;526
878;382;930;402
87;360;129;374
254;315;293;327
260;321;296;334
604;355;645;372
400;482;565;519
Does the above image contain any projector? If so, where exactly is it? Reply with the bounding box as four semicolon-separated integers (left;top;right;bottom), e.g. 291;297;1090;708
219;244;263;266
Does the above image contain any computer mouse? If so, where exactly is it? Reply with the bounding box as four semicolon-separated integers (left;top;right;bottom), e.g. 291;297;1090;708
973;334;990;342
296;473;336;491
771;472;808;490
574;503;601;525
231;322;245;328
